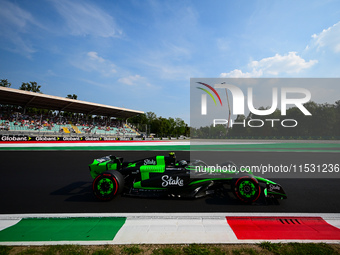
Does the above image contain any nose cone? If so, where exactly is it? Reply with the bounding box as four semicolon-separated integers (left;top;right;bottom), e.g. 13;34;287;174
265;183;287;199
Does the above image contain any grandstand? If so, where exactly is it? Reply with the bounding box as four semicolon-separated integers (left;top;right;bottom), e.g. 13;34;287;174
0;119;139;138
0;87;143;139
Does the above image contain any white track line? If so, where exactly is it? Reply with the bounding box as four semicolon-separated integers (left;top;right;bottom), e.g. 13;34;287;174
0;141;283;148
1;212;340;218
0;219;21;231
113;216;237;244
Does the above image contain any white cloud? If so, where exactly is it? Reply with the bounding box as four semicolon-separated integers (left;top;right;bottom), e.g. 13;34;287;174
310;21;340;53
87;51;105;63
221;52;317;77
221;69;263;78
0;0;43;56
118;75;153;88
0;1;37;29
51;0;122;38
71;51;116;76
118;75;144;86
46;69;56;76
251;52;317;75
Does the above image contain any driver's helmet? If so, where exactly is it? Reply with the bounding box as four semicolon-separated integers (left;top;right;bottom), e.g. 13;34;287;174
178;160;187;166
169;152;176;164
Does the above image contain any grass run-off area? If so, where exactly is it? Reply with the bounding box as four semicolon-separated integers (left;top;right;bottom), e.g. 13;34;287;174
1;242;340;255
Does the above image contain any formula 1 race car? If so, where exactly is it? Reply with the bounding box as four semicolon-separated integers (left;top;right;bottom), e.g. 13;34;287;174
89;152;287;204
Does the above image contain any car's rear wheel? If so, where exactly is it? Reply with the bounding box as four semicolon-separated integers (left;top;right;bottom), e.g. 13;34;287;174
233;176;261;203
92;171;124;201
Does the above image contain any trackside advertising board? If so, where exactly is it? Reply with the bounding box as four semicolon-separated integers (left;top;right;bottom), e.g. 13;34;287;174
0;135;176;142
0;135;122;142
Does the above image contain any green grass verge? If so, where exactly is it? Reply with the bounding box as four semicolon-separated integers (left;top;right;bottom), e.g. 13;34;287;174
259;241;340;255
1;243;340;255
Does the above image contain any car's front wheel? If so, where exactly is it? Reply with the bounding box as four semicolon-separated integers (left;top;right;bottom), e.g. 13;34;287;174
92;171;124;201
233;176;261;203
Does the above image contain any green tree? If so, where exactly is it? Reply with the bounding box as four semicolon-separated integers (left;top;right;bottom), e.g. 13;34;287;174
335;100;340;137
146;112;157;122
0;79;11;87
128;113;148;133
229;115;246;137
66;94;78;99
159;117;171;137
19;81;42;93
128;111;189;137
175;118;186;137
168;117;176;136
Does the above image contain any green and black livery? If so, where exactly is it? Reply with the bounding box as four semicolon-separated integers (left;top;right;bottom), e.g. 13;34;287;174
89;152;287;204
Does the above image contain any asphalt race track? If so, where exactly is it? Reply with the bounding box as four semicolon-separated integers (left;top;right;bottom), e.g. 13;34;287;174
0;150;339;214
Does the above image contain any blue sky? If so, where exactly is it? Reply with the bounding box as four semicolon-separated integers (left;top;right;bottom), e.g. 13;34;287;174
1;0;340;124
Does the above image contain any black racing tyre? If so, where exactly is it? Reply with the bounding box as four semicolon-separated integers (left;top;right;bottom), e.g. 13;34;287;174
92;171;124;201
233;176;261;203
